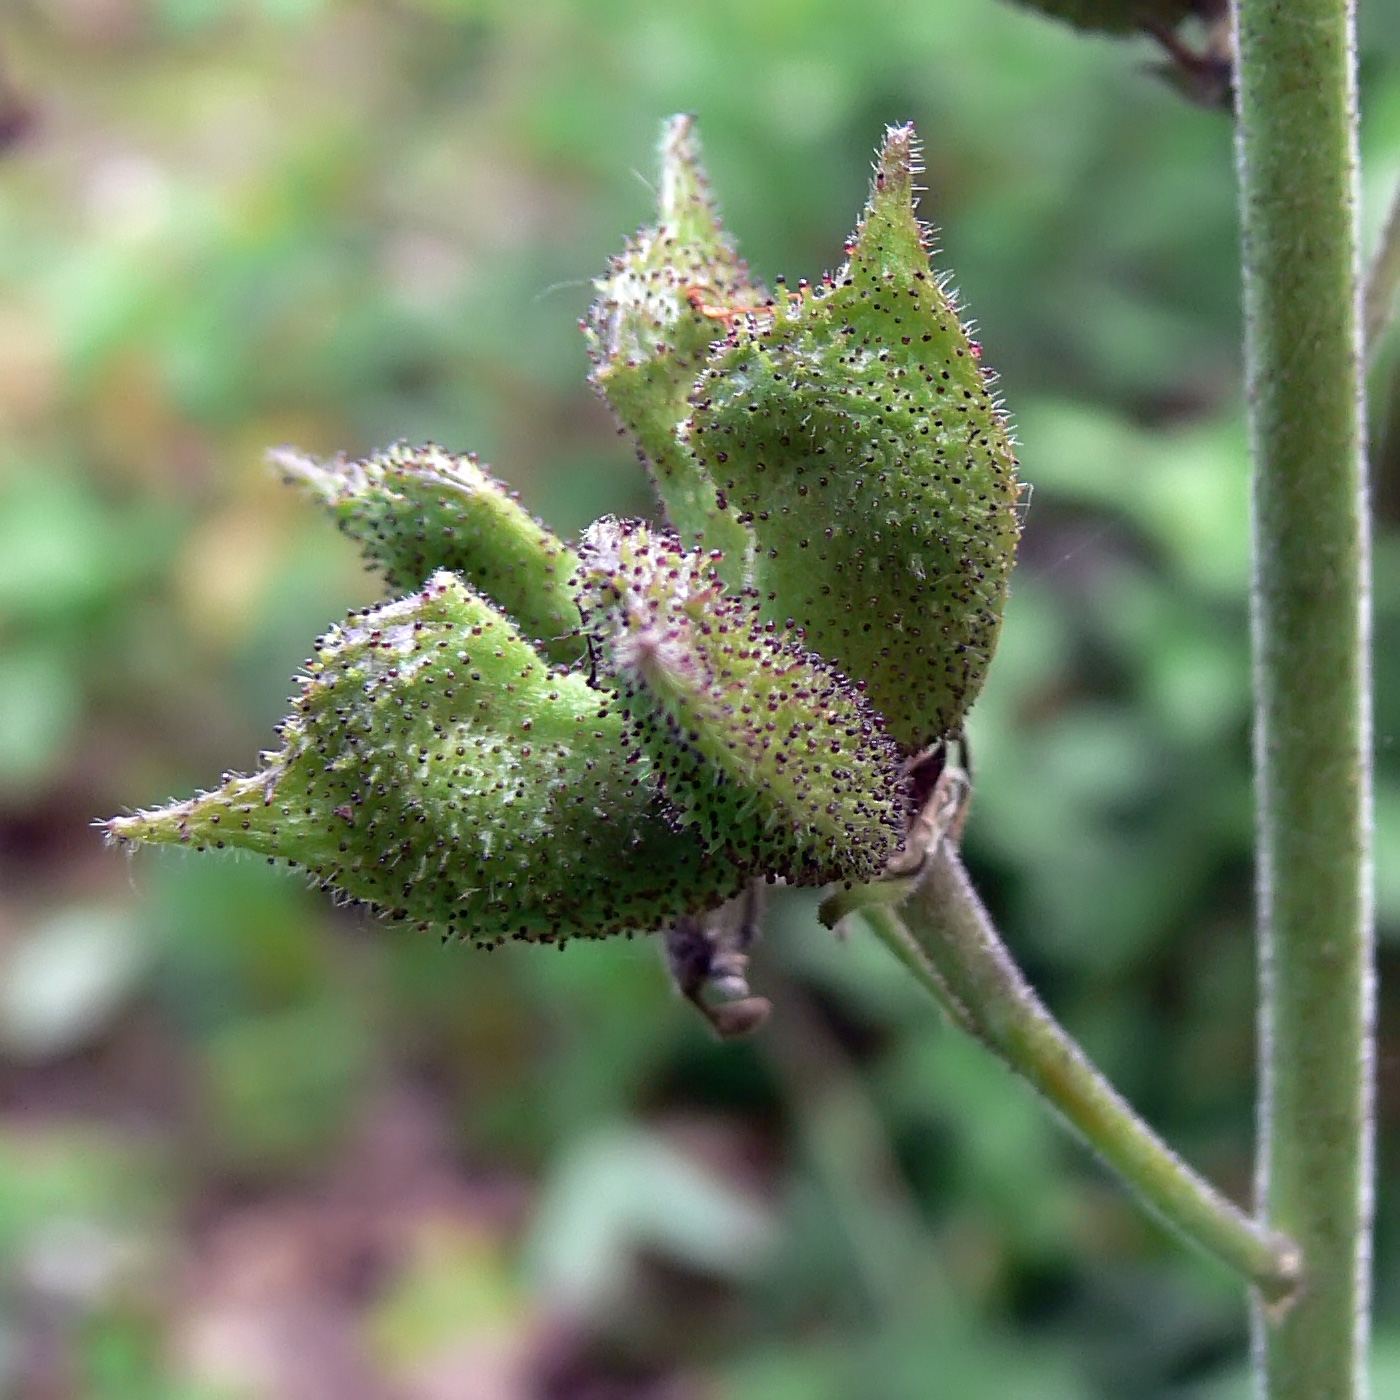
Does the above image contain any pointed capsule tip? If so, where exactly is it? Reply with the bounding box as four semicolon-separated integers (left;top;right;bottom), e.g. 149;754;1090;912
658;112;715;229
660;112;698;157
844;123;931;275
874;122;922;195
101;770;281;853
267;445;344;503
266;443;312;475
101;806;182;849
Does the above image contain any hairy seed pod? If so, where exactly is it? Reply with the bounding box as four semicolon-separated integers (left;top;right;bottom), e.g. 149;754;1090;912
576;519;908;884
585;116;758;580
688;124;1021;751
106;573;744;944
273;442;584;666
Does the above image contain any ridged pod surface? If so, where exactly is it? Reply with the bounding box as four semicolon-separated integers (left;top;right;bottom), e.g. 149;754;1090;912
576;519;907;885
585;116;758;579
688;125;1021;752
1005;0;1204;31
106;573;743;943
274;443;584;666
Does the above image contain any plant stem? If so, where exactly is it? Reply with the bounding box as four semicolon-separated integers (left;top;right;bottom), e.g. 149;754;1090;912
1232;0;1373;1394
859;845;1301;1302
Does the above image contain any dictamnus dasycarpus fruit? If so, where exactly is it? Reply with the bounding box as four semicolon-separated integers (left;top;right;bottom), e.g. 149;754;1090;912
106;117;1020;968
684;124;1020;752
574;517;906;886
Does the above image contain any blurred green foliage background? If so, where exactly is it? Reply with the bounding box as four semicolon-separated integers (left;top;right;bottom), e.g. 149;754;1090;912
1;1;1400;1396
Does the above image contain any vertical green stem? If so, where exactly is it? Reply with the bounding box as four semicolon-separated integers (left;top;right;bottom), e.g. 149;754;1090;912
1231;2;1373;1395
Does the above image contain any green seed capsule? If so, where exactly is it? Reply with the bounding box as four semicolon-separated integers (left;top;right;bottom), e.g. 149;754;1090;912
585;116;758;581
576;519;907;884
273;442;584;666
106;572;744;944
688;124;1021;751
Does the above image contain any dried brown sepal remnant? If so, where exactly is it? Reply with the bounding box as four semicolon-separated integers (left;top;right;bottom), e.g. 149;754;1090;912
106;573;744;945
688;124;1021;752
273;443;585;667
576;519;908;886
585;115;760;581
665;883;772;1040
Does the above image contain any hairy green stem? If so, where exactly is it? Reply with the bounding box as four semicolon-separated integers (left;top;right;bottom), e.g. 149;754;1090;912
1232;0;1373;1394
860;845;1301;1302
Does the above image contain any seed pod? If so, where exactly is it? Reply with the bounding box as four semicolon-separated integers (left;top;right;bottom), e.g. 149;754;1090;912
106;572;743;944
688;124;1021;752
576;519;907;884
585;116;757;579
273;443;584;666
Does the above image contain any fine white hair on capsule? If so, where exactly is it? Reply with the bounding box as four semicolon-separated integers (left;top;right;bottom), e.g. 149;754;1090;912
611;618;697;690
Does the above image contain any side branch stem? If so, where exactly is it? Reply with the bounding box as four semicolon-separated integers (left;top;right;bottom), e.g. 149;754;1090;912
860;844;1300;1303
